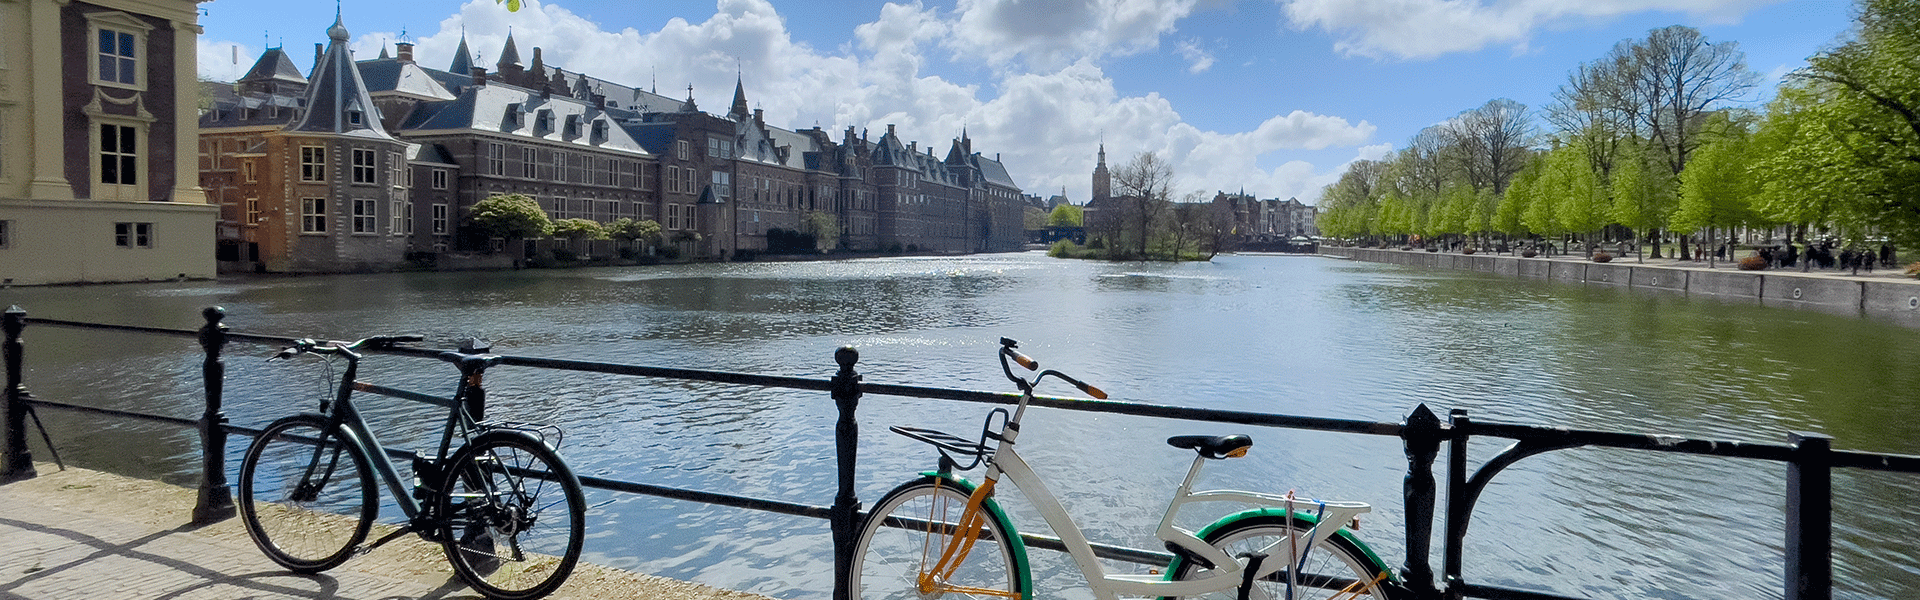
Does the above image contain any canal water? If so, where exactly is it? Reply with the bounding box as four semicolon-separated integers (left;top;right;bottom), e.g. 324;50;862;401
3;252;1915;599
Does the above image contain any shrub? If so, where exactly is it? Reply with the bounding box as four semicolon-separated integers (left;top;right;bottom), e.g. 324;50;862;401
1521;248;1538;258
1462;247;1477;255
1738;255;1767;270
1591;251;1613;263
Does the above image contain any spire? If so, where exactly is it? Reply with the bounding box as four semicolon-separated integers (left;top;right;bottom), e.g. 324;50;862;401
378;44;389;59
497;30;521;70
1098;143;1106;166
680;84;699;113
449;33;474;76
729;75;749;121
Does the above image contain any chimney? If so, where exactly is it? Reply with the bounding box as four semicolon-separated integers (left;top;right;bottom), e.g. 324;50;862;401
996;153;1000;161
886;124;895;137
593;94;606;110
908;141;916;153
313;43;323;70
471;67;487;86
396;42;414;63
753;108;763;126
532;47;543;69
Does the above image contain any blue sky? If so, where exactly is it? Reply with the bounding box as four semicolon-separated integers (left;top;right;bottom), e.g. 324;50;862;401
196;0;1854;204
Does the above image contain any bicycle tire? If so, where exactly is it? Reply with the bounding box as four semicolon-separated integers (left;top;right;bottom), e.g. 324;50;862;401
1164;513;1392;600
437;430;585;600
237;413;377;573
849;475;1029;600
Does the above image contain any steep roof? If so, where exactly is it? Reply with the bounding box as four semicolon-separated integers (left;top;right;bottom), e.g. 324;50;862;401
398;82;651;157
448;34;474;75
357;58;458;101
237;47;307;91
289;14;395;140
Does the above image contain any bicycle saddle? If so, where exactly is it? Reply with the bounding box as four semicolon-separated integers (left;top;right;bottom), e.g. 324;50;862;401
1167;434;1252;459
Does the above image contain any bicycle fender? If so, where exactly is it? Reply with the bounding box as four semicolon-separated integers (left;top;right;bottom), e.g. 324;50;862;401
1163;508;1396;585
910;472;1034;600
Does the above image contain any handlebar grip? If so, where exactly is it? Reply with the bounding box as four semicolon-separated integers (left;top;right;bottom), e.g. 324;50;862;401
1011;351;1038;371
1082;384;1107;400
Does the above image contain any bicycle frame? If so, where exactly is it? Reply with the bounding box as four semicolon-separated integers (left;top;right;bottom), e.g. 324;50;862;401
292;340;496;529
914;341;1377;600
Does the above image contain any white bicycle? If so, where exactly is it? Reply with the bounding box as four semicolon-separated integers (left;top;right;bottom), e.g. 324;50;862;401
849;338;1398;600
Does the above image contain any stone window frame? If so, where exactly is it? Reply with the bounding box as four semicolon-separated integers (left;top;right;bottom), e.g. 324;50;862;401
113;222;154;248
432;203;448;234
351;198;378;234
350;148;377;184
300;146;326;182
300;197;327;234
432;169;448;190
86;11;152;91
90;117;148;201
390;199;407;235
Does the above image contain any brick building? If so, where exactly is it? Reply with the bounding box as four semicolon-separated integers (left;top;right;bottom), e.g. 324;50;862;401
200;19;1027;272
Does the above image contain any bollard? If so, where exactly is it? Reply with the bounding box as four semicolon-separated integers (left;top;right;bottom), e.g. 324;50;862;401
1400;403;1442;600
1785;432;1833;600
829;346;863;600
3;306;34;482
192;307;235;523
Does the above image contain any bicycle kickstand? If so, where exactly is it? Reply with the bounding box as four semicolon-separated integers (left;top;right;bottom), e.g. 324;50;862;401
1237;552;1268;600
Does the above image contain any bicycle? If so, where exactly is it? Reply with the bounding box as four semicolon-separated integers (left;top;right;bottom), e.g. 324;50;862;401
237;335;587;600
849;338;1399;600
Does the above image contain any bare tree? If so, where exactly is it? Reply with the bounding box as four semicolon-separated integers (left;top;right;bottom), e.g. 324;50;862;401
1628;26;1760;176
1113;152;1175;259
1446;98;1535;195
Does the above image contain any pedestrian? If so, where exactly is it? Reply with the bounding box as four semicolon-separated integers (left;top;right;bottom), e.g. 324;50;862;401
1881;243;1895;268
1784;243;1798;268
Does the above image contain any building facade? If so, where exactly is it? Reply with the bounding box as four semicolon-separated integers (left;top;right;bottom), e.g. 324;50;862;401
1;0;215;285
201;22;1028;272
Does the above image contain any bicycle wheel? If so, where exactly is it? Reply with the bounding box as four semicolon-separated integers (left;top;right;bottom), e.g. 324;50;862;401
850;476;1027;600
1165;514;1391;599
437;430;585;600
237;413;377;573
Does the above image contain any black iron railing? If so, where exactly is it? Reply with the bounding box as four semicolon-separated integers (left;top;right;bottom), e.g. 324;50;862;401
4;305;1916;600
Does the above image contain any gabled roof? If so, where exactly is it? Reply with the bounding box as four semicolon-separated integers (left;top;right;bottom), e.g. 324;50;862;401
238;47;307;89
976;156;1017;187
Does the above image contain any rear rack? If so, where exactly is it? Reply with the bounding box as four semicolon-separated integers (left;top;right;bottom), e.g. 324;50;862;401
479;420;565;451
890;425;989;458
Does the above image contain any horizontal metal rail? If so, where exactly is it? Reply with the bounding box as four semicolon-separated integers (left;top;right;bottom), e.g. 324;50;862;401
8;309;1919;600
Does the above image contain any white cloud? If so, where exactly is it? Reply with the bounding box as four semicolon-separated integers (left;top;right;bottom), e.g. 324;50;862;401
1282;0;1780;59
199;0;1377;205
947;0;1202;69
1175;39;1215;73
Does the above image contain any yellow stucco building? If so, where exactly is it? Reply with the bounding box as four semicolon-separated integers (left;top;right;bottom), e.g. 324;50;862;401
0;0;213;285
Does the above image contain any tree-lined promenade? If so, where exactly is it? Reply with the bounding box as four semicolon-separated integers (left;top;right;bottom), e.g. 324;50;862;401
1317;0;1920;263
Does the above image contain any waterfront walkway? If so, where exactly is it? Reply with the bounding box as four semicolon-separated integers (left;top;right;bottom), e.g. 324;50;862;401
0;464;772;600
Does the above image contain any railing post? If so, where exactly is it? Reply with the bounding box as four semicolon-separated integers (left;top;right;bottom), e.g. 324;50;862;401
830;346;863;600
3;306;35;483
1443;408;1471;599
192;307;235;523
1785;431;1833;600
1400;403;1442;600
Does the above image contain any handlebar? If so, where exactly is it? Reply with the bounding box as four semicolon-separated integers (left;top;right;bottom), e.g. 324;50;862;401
269;335;424;361
998;338;1107;399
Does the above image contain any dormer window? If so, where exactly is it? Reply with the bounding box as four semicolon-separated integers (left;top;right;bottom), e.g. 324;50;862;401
503;103;523;129
347;110;363;126
590;120;608;144
537;110;554;133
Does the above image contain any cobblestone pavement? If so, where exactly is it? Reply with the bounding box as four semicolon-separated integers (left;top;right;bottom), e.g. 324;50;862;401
0;464;773;600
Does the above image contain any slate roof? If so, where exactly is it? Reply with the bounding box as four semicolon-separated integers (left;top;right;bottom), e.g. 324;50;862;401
289;14;395;140
238;47;306;89
357;58;458;101
399;83;651;157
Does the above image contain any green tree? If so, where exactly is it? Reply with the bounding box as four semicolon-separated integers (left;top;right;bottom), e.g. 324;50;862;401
801;210;842;252
1047;204;1085;227
468;194;553;245
1674;119;1761;245
1607;140;1674;253
1024;206;1050;230
1545;143;1607;249
1494;158;1541;239
608;217;662;244
1772;0;1920;247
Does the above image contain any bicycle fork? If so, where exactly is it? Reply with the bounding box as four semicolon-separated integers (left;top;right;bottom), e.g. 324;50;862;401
919;477;1019;599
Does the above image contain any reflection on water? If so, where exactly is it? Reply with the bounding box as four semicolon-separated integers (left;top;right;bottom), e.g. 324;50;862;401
4;252;1916;599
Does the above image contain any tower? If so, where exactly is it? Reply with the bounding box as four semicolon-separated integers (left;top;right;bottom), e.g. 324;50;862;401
1091;144;1111;202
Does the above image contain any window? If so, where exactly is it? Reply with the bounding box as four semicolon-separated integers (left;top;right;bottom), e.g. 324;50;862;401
300;146;326;182
114;222;152;248
568;154;583;183
676;140;689;161
389;152;405;188
0;221;10;249
488;143;506;176
432;204;448;234
301;198;327;233
432;169;448;190
352;199;377;233
523;147;537;178
351;148;376;184
243;160;256;183
640;162;655;191
712;171;730;200
98;123;137;186
245;198;259;224
391;200;407;234
94;25;140;87
666;203;679;230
